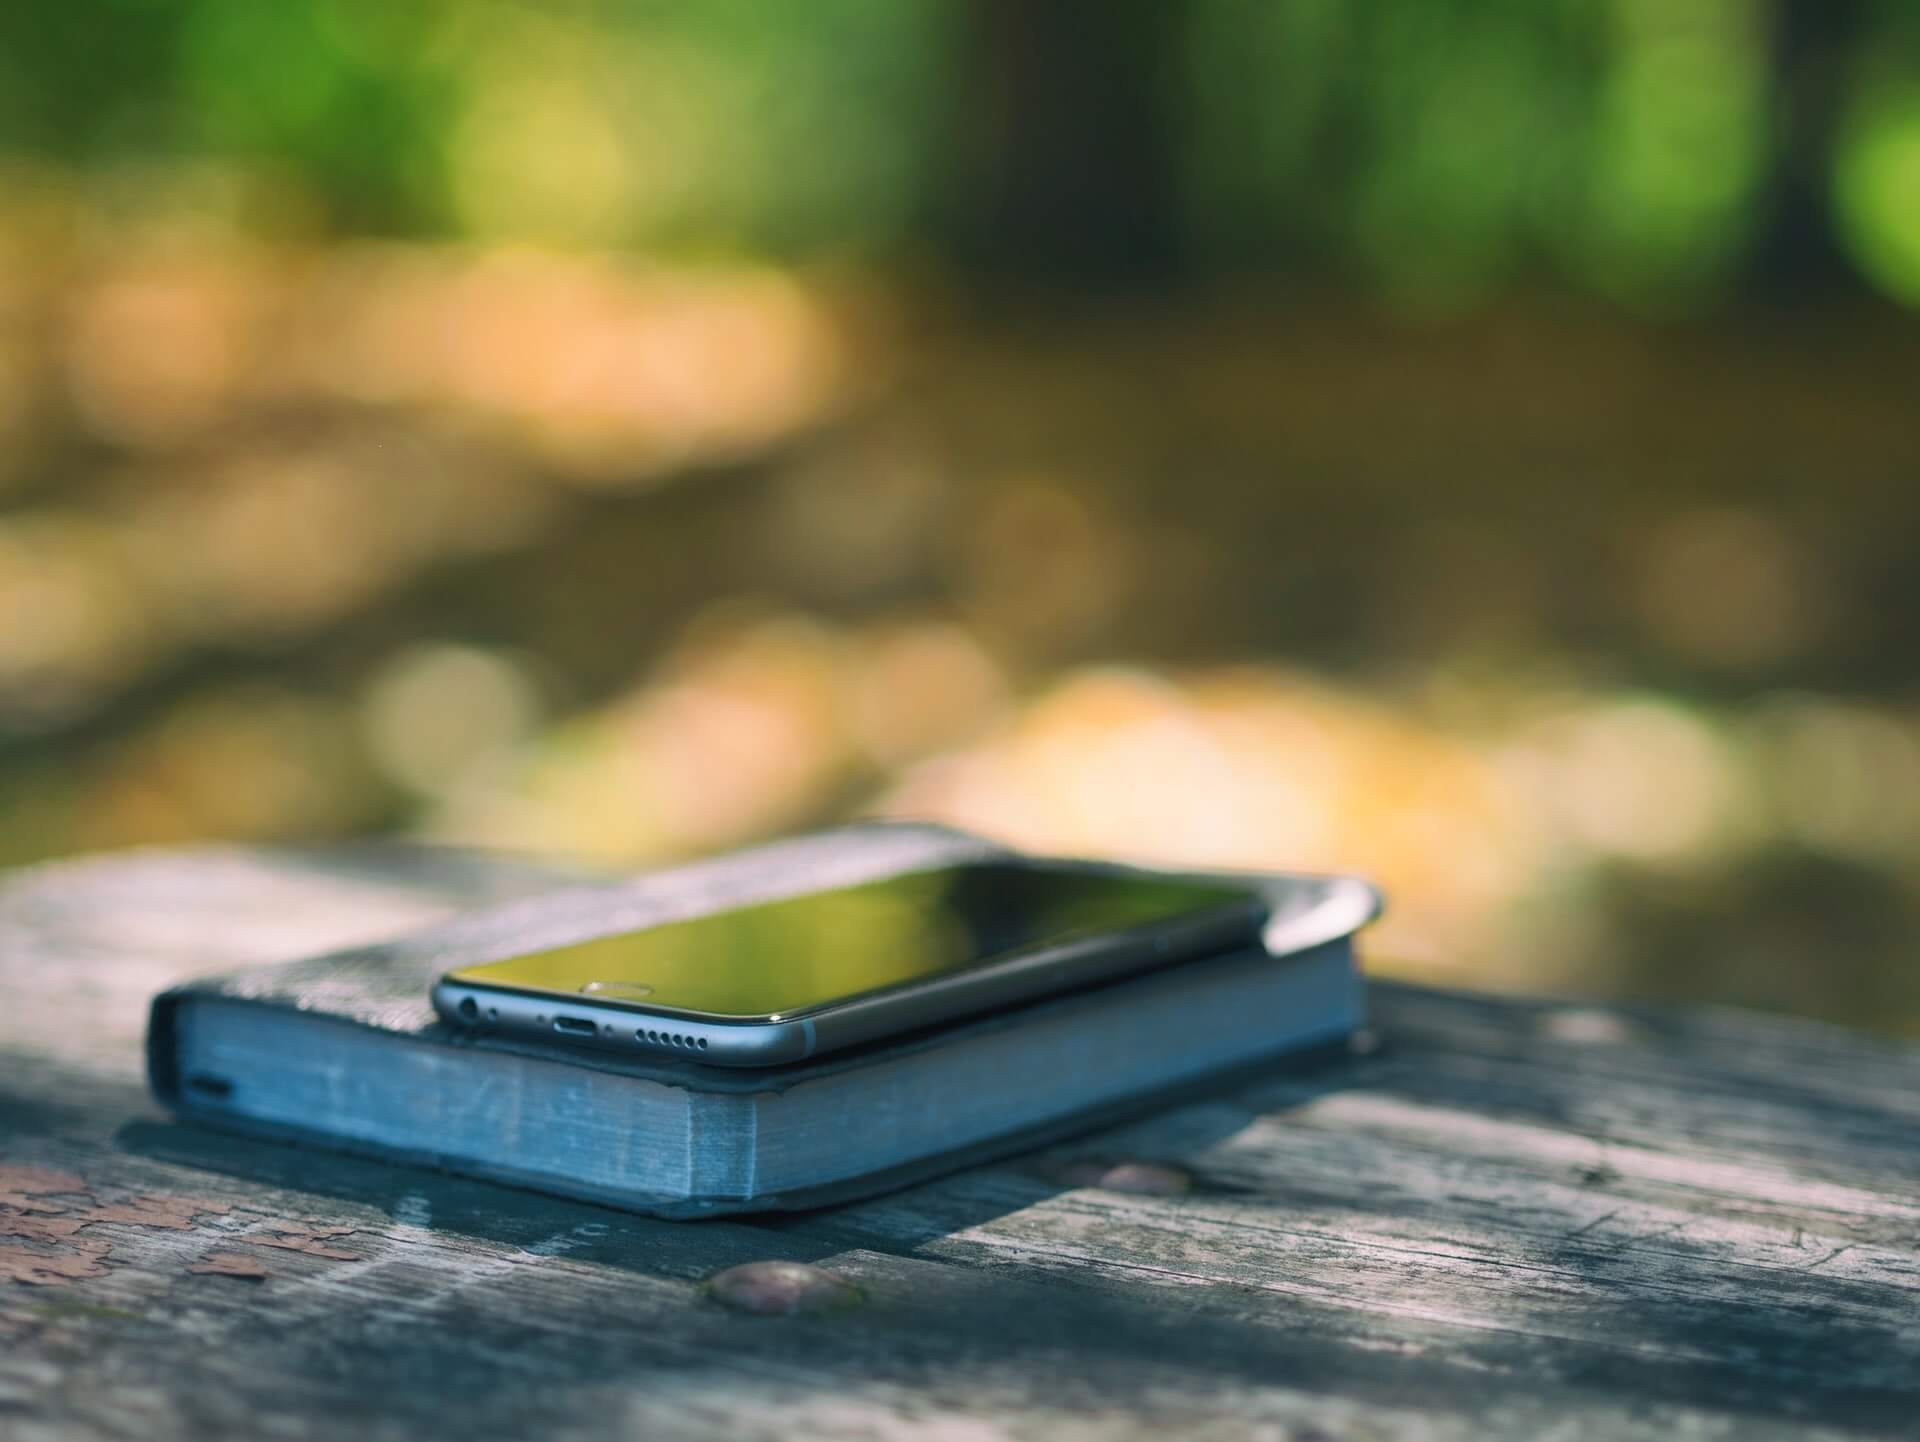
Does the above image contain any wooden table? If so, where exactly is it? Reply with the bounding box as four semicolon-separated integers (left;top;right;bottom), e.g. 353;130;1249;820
3;846;1917;1441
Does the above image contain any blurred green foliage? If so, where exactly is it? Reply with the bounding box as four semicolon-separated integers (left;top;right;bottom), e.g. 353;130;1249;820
4;0;1920;1035
3;0;1918;306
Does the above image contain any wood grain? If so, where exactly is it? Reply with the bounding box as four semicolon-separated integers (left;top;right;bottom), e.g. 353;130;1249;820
1;845;1916;1440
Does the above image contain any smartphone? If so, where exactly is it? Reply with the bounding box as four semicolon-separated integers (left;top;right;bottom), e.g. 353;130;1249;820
433;861;1267;1067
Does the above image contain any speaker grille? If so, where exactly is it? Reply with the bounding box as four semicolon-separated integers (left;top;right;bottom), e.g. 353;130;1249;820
637;1028;708;1051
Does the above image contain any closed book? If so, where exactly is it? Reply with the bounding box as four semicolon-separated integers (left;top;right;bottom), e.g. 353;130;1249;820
147;824;1379;1218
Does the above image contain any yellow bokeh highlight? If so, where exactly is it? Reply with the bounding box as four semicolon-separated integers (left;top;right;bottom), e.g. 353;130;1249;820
1834;85;1920;308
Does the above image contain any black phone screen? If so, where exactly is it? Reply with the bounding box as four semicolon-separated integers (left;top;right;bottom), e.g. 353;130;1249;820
444;863;1260;1020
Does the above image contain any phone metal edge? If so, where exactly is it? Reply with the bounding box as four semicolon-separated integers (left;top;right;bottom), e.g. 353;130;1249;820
432;894;1263;1069
430;979;816;1066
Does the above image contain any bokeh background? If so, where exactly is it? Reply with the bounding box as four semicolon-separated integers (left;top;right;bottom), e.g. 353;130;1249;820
4;1;1920;1033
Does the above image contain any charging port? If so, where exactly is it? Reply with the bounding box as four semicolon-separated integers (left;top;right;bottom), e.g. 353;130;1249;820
552;1016;598;1037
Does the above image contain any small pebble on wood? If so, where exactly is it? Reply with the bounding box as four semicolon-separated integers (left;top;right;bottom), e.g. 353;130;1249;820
1056;1160;1192;1196
706;1261;862;1316
1538;1008;1637;1045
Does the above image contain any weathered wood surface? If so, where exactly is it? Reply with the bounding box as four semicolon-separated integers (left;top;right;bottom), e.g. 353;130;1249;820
2;845;1917;1442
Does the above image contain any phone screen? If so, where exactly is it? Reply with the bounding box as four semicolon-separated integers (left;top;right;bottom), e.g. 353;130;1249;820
445;863;1260;1020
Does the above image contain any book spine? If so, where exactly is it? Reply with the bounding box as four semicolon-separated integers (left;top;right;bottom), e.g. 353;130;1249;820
146;990;188;1104
687;1091;763;1200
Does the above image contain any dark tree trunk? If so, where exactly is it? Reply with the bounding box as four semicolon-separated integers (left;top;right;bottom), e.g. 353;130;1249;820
940;0;1188;289
1750;0;1869;300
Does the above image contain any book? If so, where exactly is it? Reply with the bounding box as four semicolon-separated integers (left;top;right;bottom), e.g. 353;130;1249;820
146;824;1380;1218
